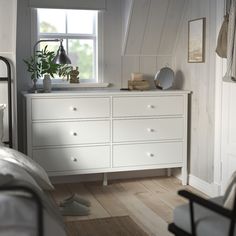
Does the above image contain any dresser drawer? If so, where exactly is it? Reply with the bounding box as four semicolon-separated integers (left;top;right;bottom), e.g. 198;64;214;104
31;97;110;120
32;120;110;146
113;118;183;142
113;96;184;117
33;146;110;172
113;142;183;167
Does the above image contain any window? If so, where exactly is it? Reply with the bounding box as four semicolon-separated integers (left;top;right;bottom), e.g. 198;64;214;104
36;9;101;83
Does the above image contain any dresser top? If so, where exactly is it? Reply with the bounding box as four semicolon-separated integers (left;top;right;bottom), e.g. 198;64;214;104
23;89;191;97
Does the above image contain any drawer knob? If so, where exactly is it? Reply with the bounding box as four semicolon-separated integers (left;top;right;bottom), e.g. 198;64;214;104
71;107;77;111
147;152;155;157
147;128;155;132
71;157;78;162
71;132;78;136
147;105;154;109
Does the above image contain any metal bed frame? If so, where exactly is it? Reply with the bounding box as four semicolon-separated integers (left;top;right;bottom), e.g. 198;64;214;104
0;56;12;148
0;56;43;235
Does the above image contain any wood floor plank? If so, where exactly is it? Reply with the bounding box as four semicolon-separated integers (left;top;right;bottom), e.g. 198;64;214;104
152;177;184;193
67;183;110;220
155;192;187;209
85;183;128;217
111;182;171;236
137;192;174;223
52;177;207;236
118;179;150;195
140;178;169;194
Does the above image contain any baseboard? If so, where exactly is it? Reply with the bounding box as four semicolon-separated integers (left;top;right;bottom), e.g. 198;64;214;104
188;174;221;197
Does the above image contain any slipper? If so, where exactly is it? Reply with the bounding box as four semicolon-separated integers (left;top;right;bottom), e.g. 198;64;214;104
60;193;91;207
59;201;90;216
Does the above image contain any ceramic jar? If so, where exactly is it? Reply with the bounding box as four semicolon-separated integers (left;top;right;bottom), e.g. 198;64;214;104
43;74;51;92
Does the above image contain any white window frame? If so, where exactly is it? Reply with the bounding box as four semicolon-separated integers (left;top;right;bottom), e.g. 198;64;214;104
31;8;104;85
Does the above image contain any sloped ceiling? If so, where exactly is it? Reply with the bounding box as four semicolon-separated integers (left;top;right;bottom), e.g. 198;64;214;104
122;0;187;56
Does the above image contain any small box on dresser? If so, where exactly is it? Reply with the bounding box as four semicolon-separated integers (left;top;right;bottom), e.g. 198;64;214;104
23;90;190;185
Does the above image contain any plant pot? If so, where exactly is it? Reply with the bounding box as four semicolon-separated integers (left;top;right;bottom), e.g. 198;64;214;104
43;74;52;92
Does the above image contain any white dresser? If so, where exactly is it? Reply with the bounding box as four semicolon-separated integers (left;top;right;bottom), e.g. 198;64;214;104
24;90;189;184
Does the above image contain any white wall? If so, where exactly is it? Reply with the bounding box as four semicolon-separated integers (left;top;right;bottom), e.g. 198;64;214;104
0;0;17;147
174;0;217;183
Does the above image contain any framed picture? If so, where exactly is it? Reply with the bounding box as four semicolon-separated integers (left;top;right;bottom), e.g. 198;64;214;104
188;18;206;63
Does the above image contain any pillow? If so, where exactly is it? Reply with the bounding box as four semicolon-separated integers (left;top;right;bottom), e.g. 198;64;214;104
0;104;6;146
0;159;41;190
0;147;54;191
223;171;236;209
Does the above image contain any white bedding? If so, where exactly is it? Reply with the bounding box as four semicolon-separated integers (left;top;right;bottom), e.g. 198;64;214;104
0;147;54;190
0;152;67;236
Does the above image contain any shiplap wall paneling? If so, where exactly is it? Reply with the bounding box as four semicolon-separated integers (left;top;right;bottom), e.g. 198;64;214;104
121;56;139;88
125;0;150;55
173;0;217;183
121;55;174;88
103;0;122;88
121;0;133;54
221;83;236;192
141;0;169;55
140;56;157;75
156;56;173;70
158;0;186;55
140;56;157;88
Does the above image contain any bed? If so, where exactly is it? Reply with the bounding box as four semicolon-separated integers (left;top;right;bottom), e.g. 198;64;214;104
0;56;67;236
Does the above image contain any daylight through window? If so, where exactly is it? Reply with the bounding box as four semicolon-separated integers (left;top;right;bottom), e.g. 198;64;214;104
37;9;98;82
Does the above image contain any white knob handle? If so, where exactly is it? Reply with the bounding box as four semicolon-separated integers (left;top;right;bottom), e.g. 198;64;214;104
71;157;77;162
147;152;154;157
147;128;154;132
71;106;77;111
147;105;154;109
71;132;78;136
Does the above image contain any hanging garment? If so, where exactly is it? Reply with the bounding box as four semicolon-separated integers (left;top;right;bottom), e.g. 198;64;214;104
216;14;228;58
225;0;236;81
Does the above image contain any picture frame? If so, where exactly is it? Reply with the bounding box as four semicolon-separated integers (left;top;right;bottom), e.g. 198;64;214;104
188;18;206;63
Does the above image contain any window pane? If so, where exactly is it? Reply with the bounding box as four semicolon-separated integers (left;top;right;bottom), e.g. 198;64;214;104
38;9;66;33
38;40;59;55
68;39;94;80
67;10;96;34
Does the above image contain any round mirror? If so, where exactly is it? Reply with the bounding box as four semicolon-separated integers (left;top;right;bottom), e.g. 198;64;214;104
154;67;174;90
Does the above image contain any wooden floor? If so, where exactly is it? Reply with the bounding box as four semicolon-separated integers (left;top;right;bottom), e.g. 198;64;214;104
51;176;207;236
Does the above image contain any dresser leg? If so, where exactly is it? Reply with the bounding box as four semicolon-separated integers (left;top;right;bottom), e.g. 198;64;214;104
181;167;188;185
167;168;171;177
103;173;108;186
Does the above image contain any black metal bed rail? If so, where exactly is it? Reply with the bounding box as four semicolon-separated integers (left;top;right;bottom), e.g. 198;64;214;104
0;185;43;236
0;56;12;148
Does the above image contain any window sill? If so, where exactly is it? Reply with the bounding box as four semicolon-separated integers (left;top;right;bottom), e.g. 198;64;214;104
52;82;110;89
37;81;110;89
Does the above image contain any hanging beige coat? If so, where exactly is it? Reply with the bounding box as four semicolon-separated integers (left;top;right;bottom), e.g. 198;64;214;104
225;0;236;81
216;14;228;58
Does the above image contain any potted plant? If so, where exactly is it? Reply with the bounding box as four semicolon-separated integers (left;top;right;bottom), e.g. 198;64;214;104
58;64;73;81
24;45;60;92
58;65;80;83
